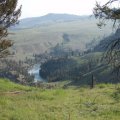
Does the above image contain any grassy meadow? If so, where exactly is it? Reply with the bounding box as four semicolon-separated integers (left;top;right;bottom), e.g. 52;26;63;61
0;78;120;120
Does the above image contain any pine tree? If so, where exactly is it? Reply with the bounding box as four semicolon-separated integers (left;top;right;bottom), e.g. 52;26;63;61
93;0;120;75
0;0;21;58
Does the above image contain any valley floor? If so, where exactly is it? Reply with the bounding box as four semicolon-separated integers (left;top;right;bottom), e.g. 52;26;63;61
0;79;120;120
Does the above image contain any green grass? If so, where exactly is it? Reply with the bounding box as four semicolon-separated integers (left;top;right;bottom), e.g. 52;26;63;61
0;79;35;92
0;78;120;120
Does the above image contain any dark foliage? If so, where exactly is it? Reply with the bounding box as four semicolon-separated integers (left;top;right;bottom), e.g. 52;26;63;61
40;56;106;83
40;57;80;82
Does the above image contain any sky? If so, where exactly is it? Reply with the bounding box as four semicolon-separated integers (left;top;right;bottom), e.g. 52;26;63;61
18;0;109;19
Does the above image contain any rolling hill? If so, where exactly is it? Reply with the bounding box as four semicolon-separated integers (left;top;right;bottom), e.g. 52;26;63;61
9;14;113;60
12;13;88;29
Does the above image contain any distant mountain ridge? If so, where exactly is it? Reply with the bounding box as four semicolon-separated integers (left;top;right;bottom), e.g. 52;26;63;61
12;13;90;29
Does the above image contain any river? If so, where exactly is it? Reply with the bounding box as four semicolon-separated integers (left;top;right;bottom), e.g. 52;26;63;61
28;64;45;82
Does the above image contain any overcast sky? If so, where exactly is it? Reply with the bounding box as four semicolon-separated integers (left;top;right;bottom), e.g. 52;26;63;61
18;0;109;19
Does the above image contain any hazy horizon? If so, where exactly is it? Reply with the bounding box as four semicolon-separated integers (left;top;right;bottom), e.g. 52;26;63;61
19;13;91;20
18;0;108;19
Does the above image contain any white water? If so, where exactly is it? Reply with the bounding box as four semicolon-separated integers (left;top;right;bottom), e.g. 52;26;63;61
28;64;44;82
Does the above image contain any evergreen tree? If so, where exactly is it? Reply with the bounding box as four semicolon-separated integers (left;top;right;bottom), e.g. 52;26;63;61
93;0;120;76
0;0;21;58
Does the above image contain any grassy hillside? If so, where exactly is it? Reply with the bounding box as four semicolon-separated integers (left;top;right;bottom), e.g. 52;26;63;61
9;17;113;60
0;78;120;120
